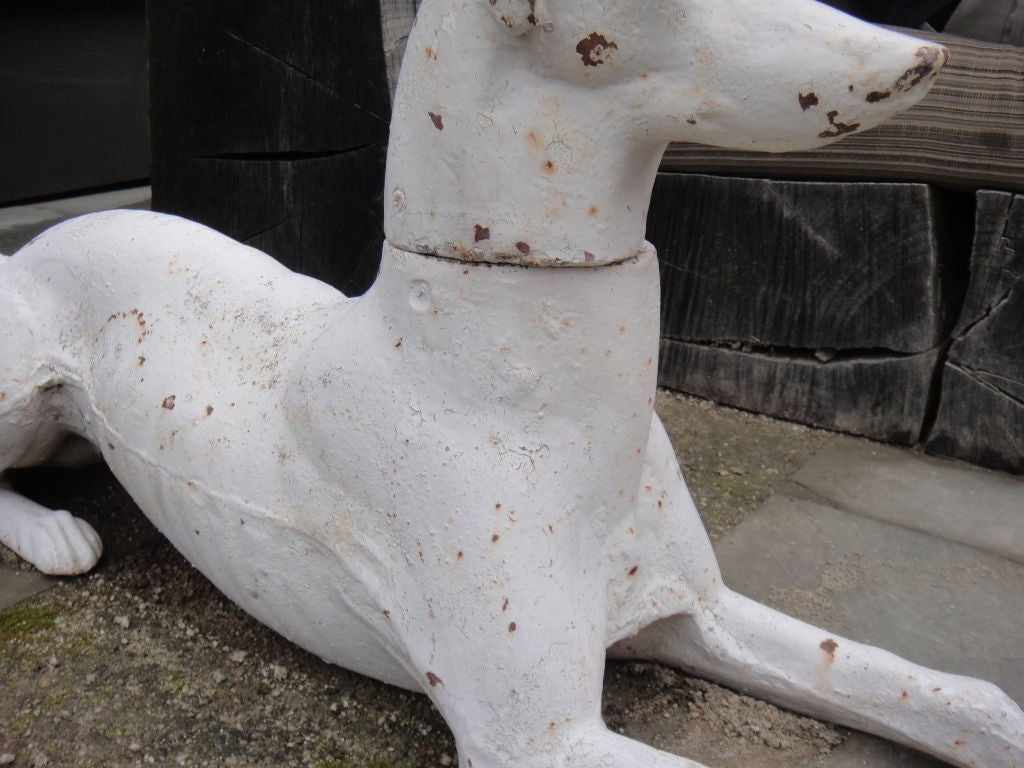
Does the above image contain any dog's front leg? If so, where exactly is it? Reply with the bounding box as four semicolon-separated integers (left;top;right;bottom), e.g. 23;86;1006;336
396;557;719;768
612;419;1023;768
0;477;102;575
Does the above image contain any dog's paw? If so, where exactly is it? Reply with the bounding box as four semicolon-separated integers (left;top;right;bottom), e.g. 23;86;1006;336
16;509;103;575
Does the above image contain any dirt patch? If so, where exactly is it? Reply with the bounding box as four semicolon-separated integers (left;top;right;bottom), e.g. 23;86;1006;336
655;391;833;540
1;393;842;767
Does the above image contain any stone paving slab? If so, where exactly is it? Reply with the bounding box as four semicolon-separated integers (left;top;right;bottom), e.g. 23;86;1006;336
0;562;57;611
793;437;1024;564
715;438;1024;767
717;494;1023;704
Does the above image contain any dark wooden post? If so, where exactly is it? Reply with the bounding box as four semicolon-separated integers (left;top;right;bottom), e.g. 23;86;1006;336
148;0;391;296
927;191;1024;473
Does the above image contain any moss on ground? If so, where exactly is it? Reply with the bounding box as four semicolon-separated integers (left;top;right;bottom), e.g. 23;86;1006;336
0;602;56;640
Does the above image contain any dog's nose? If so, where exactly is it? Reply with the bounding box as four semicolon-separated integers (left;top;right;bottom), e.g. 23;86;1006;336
893;44;949;95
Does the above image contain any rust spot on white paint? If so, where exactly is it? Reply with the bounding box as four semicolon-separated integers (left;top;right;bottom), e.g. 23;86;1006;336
576;32;618;67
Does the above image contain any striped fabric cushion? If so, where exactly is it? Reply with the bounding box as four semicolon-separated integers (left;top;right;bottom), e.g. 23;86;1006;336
660;30;1024;192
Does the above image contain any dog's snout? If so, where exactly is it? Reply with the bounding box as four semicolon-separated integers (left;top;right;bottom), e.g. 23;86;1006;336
894;44;949;93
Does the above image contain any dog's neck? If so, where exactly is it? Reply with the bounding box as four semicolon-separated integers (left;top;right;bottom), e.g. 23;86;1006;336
384;0;666;267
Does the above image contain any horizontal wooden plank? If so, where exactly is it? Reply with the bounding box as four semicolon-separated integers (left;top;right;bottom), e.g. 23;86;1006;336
659;339;941;444
649;173;964;353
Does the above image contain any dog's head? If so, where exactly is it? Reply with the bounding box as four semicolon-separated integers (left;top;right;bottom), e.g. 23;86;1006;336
483;0;947;151
386;0;947;264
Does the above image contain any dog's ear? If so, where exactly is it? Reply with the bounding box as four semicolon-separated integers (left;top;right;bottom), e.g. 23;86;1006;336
486;0;549;35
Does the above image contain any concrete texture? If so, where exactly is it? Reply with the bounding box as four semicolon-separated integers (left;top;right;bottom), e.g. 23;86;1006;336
717;494;1023;703
714;437;1024;767
0;566;56;612
793;438;1024;564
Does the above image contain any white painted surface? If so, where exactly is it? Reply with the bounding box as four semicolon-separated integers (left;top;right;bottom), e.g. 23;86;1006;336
386;0;949;266
1;1;1021;766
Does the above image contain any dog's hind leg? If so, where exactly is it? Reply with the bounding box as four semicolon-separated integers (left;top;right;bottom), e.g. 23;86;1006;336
0;477;102;575
618;590;1023;767
612;419;1023;767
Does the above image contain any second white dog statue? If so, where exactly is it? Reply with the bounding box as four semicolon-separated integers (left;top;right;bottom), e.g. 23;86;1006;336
1;1;1021;766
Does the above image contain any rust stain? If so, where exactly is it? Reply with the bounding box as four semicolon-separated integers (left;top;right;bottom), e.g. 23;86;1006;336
541;158;557;174
457;550;464;560
798;92;819;111
491;534;500;543
628;565;639;576
526;129;543;152
584;250;596;263
820;638;839;655
516;242;531;255
819;110;860;138
686;117;697;125
107;442;116;451
382;609;391;618
866;90;892;103
502;598;509;612
508;622;517;632
587;205;599;217
395;338;403;348
895;46;946;92
205;405;214;416
428;112;444;131
162;395;176;410
425;46;438;60
426;672;444;687
137;355;146;366
474;224;491;242
576;32;618;67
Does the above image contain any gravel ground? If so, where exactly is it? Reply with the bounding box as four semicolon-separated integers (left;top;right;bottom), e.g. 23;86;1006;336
1;391;840;768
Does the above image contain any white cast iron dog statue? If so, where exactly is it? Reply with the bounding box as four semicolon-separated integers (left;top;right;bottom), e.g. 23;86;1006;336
2;1;1021;766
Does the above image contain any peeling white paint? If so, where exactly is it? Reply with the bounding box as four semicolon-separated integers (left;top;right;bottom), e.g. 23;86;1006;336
1;1;1020;767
